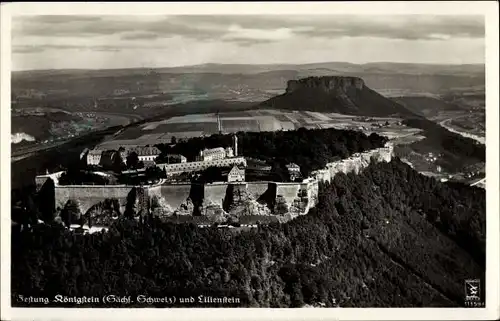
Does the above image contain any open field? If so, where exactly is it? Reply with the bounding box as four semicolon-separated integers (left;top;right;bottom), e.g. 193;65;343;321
96;109;414;150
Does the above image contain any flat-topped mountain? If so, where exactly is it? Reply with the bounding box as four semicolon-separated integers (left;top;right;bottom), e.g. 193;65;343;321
286;76;365;93
260;76;416;117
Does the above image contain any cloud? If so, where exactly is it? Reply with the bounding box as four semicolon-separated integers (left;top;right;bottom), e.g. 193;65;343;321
221;38;276;47
12;41;187;54
291;16;485;40
120;32;161;40
13;18;133;37
13;15;227;40
161;15;485;40
12;14;484;50
13;44;128;53
12;45;45;54
27;15;103;24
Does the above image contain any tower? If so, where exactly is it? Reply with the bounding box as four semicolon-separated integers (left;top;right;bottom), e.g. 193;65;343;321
232;134;238;157
217;111;222;134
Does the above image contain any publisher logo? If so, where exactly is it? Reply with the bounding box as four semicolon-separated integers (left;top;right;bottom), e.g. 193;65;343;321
465;279;480;301
464;279;484;307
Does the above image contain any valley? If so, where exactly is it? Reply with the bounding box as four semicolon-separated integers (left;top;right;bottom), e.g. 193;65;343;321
9;63;488;310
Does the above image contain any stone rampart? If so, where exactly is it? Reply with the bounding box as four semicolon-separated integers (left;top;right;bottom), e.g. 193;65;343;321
312;142;393;183
246;182;271;200
204;183;232;209
148;184;192;211
54;185;134;214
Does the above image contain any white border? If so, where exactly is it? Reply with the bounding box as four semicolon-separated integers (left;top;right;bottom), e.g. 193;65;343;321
1;2;499;321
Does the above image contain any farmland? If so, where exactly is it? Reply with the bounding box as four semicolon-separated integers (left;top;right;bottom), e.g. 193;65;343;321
96;109;417;150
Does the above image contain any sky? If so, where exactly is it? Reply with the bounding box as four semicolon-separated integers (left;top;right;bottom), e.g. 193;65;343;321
11;15;485;70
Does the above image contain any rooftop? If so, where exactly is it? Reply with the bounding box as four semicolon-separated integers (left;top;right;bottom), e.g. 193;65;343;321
229;165;245;175
88;149;102;156
202;147;226;155
127;146;161;156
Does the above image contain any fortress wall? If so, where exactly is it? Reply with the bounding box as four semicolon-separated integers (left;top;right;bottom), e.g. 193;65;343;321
204;183;230;208
314;144;394;184
306;180;319;207
246;182;271;200
275;184;301;208
35;177;50;192
47;144;394;222
54;185;133;214
153;184;192;210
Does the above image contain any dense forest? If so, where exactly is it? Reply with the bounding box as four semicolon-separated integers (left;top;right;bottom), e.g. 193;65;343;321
11;159;485;308
58;169;111;186
157;128;388;178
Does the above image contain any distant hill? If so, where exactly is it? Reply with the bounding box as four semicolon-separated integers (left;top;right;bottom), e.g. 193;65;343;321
259;76;416;117
14;61;484;77
12;62;485;108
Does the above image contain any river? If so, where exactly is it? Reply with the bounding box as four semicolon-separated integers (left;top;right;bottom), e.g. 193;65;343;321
439;118;485;145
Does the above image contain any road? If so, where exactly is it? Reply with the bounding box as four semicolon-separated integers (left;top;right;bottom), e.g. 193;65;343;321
12;125;126;163
11;111;142;162
11;140;74;162
470;177;486;187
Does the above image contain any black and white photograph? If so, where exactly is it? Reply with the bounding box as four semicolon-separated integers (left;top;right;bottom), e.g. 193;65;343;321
1;2;499;320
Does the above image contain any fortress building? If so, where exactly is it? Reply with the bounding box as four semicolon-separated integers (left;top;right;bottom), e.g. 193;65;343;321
227;165;245;182
87;150;103;166
197;147;228;162
165;154;187;164
196;134;239;161
286;163;301;181
159;156;247;175
121;146;161;163
160;135;243;175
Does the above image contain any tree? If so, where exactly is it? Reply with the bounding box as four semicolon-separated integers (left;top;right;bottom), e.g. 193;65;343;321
37;178;56;221
124;188;137;219
112;152;126;173
146;166;164;181
60;199;81;227
126;152;139;169
171;136;177;145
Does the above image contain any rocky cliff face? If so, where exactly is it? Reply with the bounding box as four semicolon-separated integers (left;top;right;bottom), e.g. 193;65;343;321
150;195;174;218
201;199;229;223
222;183;271;218
174;198;195;216
286;76;365;94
